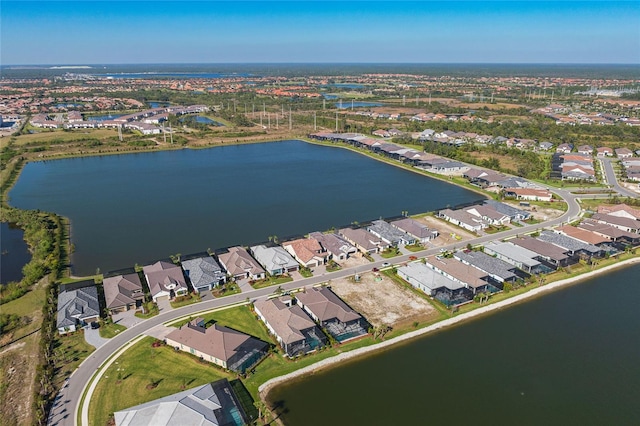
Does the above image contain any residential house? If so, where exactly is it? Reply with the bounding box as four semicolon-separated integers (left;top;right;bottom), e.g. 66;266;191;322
308;232;357;261
578;220;640;246
596;147;613;157
504;187;553;202
536;230;603;259
165;318;268;373
397;261;466;297
577;145;593;155
114;379;250;426
296;287;369;342
390;217;439;244
143;261;189;302
217;246;265;281
465;204;511;226
483;241;542;273
181;256;227;294
372;129;391;138
438;208;486;233
282;238;328;268
57;280;100;334
591;213;640;233
596;204;640;221
556;143;573;154
454;250;519;284
254;297;327;357
103;273;144;315
250;245;299;276
538;141;554;151
509;236;572;268
339;227;387;254
367;219;415;247
615;147;633;159
424;256;491;294
483;200;532;221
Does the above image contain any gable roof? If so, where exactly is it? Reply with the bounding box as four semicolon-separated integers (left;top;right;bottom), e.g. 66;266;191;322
390;217;438;239
283;238;327;264
296;287;363;323
308;232;357;257
143;261;187;297
250;245;299;272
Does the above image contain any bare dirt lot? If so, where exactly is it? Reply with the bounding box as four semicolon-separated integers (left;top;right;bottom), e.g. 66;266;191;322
329;272;438;328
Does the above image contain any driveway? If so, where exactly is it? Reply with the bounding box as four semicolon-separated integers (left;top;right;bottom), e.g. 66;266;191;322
144;324;176;341
156;297;172;313
112;310;138;328
83;325;110;349
237;278;253;293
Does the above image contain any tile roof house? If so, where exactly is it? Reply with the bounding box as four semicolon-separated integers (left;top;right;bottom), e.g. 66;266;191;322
597;204;640;221
390;217;439;243
536;230;603;259
295;287;369;342
308;232;357;261
217;246;265;281
504;187;553;202
103;273;144;315
509;236;571;267
114;379;250;426
143;261;189;302
165;318;268;373
615;147;633;159
339;227;387;254
250;245;299;276
282;238;328;268
254;297;327;357
57;281;100;334
596;147;613;157
181;256;227;294
424;256;491;294
366;219;415;246
577;220;640;245
556;143;573;154
555;225;609;246
577;145;593;155
591;213;640;234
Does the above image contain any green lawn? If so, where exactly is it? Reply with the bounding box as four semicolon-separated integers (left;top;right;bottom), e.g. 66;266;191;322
251;275;293;289
380;248;401;259
99;322;126;339
53;331;95;387
299;268;313;278
89;336;233;426
212;282;241;298
404;243;425;253
171;305;273;344
170;293;202;309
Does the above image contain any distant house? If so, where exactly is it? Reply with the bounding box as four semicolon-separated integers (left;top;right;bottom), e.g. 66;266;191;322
57;281;100;334
615;147;633;159
538;141;554;151
577;145;593;155
556;143;573;154
591;213;640;234
103;273;144;315
390;217;439;243
114;379;250;426
254;297;327;357
295;287;369;342
165;318;268;373
308;232;357;261
504;187;553;202
596;204;640;221
250;245;299;276
483;200;531;221
143;261;189;302
596;147;613;157
465;204;510;226
282;238;328;268
181;256;227;294
372;129;391;138
217;246;265;281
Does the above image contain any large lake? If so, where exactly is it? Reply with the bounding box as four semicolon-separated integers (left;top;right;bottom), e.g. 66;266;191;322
8;140;483;275
269;264;640;425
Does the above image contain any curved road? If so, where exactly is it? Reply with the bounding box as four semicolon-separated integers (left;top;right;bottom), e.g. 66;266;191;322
600;157;639;199
49;189;582;426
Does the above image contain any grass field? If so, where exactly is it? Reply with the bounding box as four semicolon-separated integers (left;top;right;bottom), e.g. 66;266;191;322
12;128;118;145
88;336;233;426
98;322;126;339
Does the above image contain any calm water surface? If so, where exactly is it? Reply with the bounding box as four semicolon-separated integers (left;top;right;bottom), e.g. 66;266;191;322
9;140;482;275
269;265;640;425
1;222;32;284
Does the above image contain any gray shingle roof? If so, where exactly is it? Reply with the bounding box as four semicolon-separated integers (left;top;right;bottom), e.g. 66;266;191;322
391;218;438;239
367;220;414;245
57;285;100;329
537;230;601;255
454;250;517;281
250;245;299;273
181;256;226;289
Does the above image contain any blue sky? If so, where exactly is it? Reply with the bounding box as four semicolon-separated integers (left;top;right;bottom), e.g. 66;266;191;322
2;1;639;65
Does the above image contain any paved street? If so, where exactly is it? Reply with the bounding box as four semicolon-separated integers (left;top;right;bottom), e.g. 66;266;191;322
600;157;639;198
48;186;584;426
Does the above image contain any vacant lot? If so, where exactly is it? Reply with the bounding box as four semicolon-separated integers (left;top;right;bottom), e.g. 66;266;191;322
329;272;437;328
415;215;476;245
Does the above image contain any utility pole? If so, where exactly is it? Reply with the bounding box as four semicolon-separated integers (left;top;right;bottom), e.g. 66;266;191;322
314;111;317;131
289;107;292;130
335;111;338;132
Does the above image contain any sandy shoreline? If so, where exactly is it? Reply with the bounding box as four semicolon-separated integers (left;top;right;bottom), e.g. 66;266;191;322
259;256;640;399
